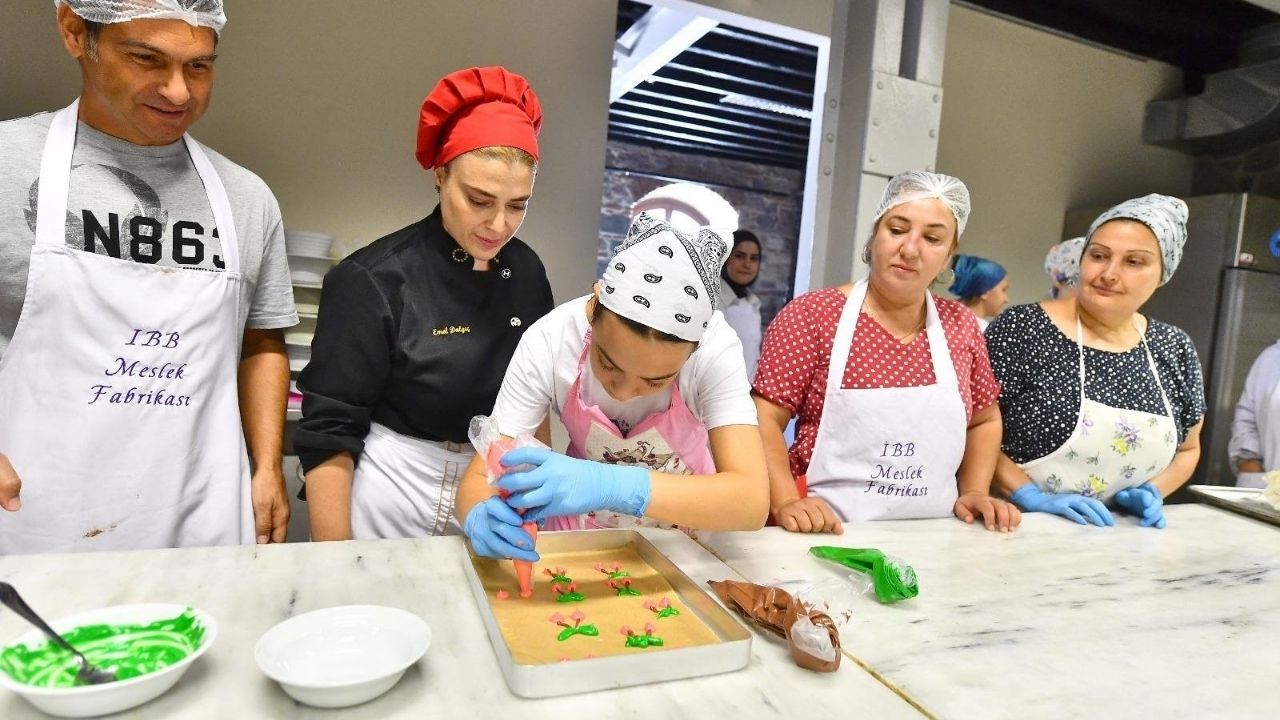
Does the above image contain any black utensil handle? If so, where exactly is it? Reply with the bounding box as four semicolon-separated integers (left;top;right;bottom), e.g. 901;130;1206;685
0;582;79;655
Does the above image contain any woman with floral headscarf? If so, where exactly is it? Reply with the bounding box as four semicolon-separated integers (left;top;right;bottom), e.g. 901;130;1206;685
753;171;1016;534
987;195;1205;529
456;213;768;561
1044;236;1086;300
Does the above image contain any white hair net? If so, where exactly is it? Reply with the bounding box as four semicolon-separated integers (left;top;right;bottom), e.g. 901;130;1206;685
55;0;226;35
872;170;971;238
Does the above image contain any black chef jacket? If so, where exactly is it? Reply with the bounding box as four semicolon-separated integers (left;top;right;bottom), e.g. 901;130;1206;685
294;207;554;473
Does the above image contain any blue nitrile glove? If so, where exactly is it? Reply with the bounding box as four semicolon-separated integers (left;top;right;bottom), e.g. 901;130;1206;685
1009;483;1115;527
463;496;539;562
497;447;651;524
1113;483;1166;529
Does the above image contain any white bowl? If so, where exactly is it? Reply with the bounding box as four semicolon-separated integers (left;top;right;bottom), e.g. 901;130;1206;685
0;604;217;718
255;605;430;709
285;230;335;258
288;254;333;285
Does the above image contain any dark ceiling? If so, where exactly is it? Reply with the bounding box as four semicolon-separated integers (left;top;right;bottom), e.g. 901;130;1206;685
609;0;1280;170
609;0;818;170
961;0;1278;80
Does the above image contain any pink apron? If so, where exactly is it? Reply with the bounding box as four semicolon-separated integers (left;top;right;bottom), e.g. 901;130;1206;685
544;331;714;530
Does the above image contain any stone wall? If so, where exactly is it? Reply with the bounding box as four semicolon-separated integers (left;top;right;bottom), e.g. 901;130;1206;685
597;140;806;327
1191;139;1280;198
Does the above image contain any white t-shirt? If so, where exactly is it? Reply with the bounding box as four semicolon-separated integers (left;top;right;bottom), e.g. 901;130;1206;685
492;294;758;439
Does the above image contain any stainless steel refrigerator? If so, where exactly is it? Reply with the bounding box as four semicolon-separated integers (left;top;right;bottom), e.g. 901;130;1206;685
1064;193;1280;490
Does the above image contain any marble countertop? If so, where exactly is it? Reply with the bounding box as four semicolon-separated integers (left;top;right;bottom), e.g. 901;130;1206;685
696;504;1280;720
0;530;920;719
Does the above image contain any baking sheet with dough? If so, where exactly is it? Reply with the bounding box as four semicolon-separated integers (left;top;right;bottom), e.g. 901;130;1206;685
473;545;720;665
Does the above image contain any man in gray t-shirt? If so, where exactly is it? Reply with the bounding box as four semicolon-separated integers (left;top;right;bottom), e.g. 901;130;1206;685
0;1;297;547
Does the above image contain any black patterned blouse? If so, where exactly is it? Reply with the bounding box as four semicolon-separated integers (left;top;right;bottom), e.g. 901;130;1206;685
985;303;1205;464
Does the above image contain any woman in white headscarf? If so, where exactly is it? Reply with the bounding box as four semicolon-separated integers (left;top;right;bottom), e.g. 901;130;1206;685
720;230;764;378
988;195;1205;529
455;213;768;560
753;171;1016;534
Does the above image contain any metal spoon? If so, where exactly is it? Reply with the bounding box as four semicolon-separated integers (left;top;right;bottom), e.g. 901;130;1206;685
0;583;117;685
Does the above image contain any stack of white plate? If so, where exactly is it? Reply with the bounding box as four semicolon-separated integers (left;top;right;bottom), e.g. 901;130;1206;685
285;329;313;373
285;230;335;286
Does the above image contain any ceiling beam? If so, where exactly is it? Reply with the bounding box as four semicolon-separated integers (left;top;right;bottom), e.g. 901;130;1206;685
611;6;719;104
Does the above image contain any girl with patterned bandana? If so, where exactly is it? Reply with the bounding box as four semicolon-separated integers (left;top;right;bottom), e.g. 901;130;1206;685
457;213;768;561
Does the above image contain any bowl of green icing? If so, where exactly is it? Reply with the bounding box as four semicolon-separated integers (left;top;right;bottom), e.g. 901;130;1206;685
0;603;216;718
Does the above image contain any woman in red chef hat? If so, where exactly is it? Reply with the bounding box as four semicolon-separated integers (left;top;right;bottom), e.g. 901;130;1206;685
297;66;556;541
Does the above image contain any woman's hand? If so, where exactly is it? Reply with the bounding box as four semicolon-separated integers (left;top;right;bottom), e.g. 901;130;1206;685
463;497;538;562
1113;483;1166;529
773;496;844;534
498;447;650;523
1009;483;1114;526
953;490;1020;532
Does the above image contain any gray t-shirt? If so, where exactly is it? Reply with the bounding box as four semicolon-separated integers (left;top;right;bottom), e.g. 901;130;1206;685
0;111;297;357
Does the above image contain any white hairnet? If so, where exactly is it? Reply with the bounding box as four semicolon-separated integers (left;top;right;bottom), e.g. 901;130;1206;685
872;170;971;238
55;0;226;35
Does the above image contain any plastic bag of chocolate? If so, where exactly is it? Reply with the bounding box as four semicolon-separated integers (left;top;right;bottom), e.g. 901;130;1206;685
707;579;840;672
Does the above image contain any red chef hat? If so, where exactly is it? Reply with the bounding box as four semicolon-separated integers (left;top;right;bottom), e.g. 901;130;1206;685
416;66;543;170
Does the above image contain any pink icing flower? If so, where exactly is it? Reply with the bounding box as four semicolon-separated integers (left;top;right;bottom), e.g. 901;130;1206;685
644;622;656;635
643;599;656;611
570;610;586;623
659;598;670;608
619;625;633;636
551;583;564;594
495;590;510;600
548;612;565;624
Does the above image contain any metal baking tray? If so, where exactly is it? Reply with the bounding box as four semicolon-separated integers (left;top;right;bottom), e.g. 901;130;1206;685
1188;485;1280;528
461;529;752;698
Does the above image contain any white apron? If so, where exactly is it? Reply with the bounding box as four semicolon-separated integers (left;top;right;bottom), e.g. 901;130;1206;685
0;101;252;554
1019;317;1178;501
805;281;967;521
543;332;716;531
349;422;473;539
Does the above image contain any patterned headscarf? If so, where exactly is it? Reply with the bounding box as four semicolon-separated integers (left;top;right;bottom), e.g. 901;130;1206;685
599;213;729;342
1044;237;1085;287
1086;194;1188;284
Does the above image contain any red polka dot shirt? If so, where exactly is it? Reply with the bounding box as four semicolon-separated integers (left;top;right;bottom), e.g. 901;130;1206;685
753;286;1000;479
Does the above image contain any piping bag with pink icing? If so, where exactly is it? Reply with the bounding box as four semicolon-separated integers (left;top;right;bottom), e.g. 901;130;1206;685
470;415;547;598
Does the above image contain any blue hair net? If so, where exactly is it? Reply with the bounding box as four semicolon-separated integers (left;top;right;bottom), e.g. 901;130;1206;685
949;255;1006;299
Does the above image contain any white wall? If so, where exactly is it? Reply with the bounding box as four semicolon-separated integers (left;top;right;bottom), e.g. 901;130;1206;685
936;5;1195;305
0;0;618;303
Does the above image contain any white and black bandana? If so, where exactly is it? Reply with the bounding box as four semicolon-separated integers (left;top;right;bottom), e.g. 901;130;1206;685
599;213;729;342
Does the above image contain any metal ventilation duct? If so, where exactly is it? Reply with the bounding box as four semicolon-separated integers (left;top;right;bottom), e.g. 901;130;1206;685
1144;23;1280;154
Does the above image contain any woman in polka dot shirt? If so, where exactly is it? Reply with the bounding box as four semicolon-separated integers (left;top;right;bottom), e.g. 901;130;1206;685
988;194;1205;530
753;171;1018;533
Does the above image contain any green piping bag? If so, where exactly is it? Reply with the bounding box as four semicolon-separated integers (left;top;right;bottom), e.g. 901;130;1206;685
809;546;919;604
